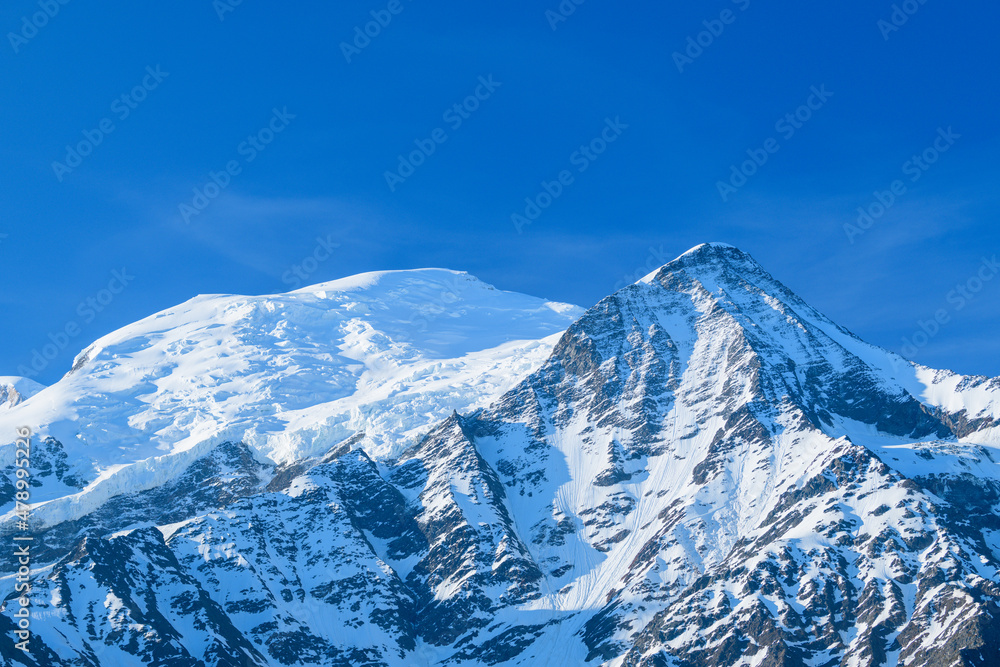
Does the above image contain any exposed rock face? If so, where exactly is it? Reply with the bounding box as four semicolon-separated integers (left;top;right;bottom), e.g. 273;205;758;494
1;244;998;666
0;378;43;411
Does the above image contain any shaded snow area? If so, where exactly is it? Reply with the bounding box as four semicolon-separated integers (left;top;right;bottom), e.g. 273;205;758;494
2;245;999;666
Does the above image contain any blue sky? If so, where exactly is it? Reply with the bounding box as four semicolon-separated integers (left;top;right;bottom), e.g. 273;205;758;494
1;0;998;384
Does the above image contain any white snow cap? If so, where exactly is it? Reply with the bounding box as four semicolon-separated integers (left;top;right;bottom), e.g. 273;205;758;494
0;268;584;528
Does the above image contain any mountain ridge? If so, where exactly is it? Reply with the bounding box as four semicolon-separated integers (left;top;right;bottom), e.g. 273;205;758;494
1;245;998;666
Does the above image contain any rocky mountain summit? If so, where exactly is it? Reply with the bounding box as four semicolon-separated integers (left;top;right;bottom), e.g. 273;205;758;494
1;244;998;666
0;378;43;411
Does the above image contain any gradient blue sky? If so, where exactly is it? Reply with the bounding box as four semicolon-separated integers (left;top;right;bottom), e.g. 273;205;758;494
2;0;998;384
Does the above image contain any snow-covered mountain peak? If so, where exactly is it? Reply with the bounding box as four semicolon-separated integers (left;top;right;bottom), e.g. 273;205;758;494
640;242;786;296
0;269;583;528
289;266;483;294
3;249;1000;666
0;376;45;409
637;241;749;283
667;240;740;262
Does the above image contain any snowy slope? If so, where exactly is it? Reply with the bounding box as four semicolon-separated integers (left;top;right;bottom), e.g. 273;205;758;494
2;245;999;667
0;269;582;529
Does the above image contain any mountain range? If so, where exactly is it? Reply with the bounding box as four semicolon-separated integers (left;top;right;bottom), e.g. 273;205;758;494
1;243;998;667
